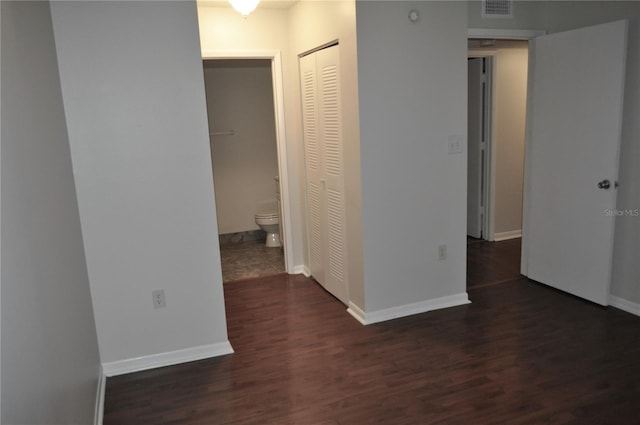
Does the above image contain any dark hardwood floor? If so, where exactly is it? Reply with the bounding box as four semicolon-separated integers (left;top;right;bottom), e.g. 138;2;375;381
105;275;640;424
467;237;522;288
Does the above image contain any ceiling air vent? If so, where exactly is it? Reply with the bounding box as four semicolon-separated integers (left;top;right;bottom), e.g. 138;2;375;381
482;0;513;18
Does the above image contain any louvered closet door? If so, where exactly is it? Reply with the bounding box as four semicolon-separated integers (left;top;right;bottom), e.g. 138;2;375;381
300;45;348;304
316;46;348;304
300;53;326;287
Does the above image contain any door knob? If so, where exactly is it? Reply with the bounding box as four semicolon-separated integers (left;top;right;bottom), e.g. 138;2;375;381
597;179;611;190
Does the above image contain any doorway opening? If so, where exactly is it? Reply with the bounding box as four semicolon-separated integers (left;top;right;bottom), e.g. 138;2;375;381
467;22;627;306
466;38;529;288
202;54;292;282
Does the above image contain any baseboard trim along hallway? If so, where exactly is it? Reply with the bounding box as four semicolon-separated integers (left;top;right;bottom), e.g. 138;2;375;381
493;230;522;241
102;341;234;377
347;292;470;325
610;295;640;317
293;265;311;277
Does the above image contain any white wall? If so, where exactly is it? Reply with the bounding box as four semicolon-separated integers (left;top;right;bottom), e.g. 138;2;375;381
469;0;640;305
50;1;231;366
198;5;290;51
204;61;279;235
1;1;101;423
493;43;528;236
1;3;3;419
356;1;469;312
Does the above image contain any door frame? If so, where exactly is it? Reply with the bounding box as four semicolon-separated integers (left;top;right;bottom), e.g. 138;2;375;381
202;49;295;273
466;54;494;241
467;29;544;245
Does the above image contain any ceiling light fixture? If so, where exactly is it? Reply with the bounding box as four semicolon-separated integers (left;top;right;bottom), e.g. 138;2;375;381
228;0;260;17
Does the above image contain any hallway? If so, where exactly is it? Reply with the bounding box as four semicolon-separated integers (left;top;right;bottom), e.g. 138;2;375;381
467;237;521;288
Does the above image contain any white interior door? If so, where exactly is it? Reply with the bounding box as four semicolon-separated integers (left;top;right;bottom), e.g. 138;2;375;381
467;58;484;239
315;46;348;304
523;20;628;305
300;45;348;304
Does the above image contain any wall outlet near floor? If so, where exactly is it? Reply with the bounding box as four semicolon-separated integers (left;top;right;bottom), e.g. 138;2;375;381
438;244;447;261
152;289;166;309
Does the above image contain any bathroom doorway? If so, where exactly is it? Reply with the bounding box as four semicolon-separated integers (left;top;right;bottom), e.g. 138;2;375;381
466;38;529;288
202;57;289;282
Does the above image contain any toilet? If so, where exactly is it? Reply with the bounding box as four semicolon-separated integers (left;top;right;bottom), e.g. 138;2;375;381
255;210;280;247
255;177;282;247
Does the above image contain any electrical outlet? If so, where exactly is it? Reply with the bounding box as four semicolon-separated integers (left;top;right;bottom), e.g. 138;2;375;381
447;135;464;154
152;289;166;309
438;244;447;261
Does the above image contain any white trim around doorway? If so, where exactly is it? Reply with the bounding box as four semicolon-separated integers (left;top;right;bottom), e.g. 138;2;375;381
202;49;295;273
466;54;495;241
467;29;544;270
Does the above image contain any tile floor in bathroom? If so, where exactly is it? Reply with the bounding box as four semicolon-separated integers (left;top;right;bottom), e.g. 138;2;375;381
219;238;285;282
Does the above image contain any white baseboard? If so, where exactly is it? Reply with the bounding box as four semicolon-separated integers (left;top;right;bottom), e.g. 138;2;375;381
293;264;311;277
346;302;368;325
102;341;234;377
347;292;470;325
493;230;522;241
94;366;106;425
609;295;640;317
